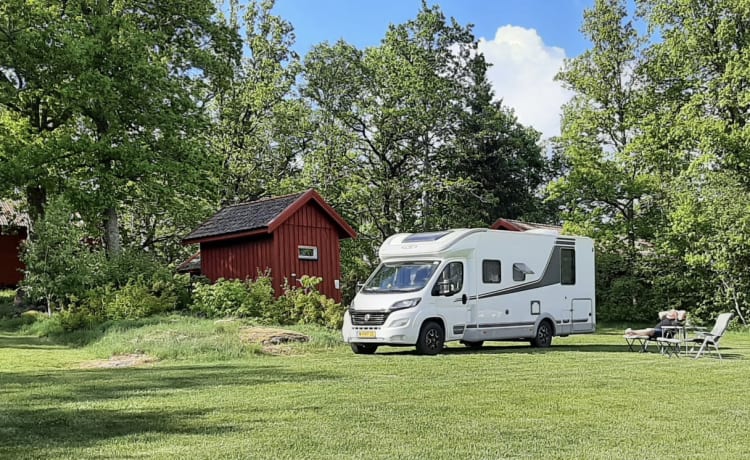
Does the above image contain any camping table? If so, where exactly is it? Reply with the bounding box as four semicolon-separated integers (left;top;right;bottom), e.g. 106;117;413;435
657;326;687;357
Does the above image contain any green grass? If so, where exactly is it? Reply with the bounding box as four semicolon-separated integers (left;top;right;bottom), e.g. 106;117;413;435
1;319;750;459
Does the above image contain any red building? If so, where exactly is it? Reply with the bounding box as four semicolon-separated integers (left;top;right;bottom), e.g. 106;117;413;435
0;201;28;287
182;190;356;302
490;218;562;233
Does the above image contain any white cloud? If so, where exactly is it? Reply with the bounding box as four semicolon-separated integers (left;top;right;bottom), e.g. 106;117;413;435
477;25;573;140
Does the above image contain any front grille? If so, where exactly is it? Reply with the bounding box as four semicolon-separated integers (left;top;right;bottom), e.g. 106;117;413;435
351;311;390;326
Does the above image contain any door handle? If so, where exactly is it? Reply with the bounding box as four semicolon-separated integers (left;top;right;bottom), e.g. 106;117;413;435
462;294;468;305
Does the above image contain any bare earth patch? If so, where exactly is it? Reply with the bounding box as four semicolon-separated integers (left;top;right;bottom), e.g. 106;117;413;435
80;353;157;369
239;327;310;354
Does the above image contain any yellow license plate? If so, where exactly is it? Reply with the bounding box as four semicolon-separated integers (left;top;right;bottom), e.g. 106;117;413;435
358;330;376;338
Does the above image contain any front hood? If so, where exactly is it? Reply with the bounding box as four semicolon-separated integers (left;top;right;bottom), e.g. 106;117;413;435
351;292;423;311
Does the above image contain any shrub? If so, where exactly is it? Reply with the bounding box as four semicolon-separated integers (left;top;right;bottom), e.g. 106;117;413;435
276;276;345;329
191;278;272;319
106;282;176;321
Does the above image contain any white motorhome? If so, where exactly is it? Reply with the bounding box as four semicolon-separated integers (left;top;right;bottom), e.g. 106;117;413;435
342;228;595;355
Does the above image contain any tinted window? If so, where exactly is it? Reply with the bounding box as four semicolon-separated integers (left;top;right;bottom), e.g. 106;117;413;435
482;260;501;283
561;248;576;285
432;262;464;296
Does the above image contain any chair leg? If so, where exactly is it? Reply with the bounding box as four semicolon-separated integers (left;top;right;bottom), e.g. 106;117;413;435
712;342;722;360
694;340;709;359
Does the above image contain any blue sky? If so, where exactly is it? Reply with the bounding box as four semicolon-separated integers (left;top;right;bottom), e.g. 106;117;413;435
268;0;598;139
273;0;594;56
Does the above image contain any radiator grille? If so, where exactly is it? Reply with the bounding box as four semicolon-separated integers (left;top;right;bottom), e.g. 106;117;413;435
351;311;390;326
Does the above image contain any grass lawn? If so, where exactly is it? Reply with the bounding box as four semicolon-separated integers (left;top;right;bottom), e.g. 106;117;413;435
1;318;749;459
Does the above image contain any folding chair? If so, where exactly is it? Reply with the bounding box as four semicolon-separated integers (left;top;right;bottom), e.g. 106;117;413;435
684;312;733;359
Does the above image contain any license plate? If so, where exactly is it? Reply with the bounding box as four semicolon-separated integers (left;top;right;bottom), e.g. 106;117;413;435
358;330;376;338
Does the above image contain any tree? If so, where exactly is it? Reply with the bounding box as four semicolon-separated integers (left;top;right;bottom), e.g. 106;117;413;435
664;163;750;324
212;0;310;204
303;3;546;239
640;0;750;175
21;197;98;316
550;0;668;316
0;0;240;256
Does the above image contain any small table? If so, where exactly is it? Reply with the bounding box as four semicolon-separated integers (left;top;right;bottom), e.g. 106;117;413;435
656;326;687;357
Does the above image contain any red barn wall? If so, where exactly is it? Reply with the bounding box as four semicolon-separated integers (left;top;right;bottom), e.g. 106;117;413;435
273;202;343;302
0;233;25;287
200;235;275;283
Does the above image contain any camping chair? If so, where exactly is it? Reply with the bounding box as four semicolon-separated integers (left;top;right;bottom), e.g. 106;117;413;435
684;312;733;360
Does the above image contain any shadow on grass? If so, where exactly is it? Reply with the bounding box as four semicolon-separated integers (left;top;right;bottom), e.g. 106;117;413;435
0;406;223;451
0;334;64;350
0;363;343;451
373;343;745;358
0;363;343;403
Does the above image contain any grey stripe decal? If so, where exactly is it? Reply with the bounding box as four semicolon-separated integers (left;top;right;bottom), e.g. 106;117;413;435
475;246;563;299
466;322;536;329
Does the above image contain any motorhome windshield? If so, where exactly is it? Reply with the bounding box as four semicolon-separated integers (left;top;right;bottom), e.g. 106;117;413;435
362;261;439;293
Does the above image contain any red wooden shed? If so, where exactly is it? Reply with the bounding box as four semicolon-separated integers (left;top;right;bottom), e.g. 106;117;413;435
182;190;356;302
0;201;28;287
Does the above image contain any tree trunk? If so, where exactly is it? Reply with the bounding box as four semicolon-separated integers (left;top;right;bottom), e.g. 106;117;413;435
103;206;121;257
25;184;47;231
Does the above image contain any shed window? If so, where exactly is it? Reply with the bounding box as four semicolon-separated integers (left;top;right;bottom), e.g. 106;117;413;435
298;246;318;260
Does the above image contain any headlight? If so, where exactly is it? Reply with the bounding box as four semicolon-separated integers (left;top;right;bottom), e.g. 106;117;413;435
389;298;421;311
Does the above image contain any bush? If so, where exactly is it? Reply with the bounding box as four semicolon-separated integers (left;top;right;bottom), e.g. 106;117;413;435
275;276;345;329
106;282;176;320
191;277;274;319
0;295;15;319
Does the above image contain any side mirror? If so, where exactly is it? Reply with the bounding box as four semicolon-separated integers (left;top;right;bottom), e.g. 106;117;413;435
438;280;452;296
356;282;365;292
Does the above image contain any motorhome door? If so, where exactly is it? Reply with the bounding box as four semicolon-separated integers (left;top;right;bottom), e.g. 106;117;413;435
431;260;472;340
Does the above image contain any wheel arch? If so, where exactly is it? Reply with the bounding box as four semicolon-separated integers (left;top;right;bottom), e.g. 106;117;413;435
421;316;445;334
535;314;557;336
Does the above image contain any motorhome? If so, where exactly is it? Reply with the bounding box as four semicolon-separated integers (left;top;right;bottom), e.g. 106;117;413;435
342;228;595;355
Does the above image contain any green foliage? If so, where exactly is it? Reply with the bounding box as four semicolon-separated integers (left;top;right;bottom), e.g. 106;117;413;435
661;166;750;323
300;4;551;293
0;0;240;256
0;290;15;318
212;0;306;203
191;277;274;319
190;275;343;329
20;197;100;315
273;276;346;329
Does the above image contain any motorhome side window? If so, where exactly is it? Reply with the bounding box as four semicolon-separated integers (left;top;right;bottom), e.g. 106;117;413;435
432;262;463;296
482;260;501;283
561;248;576;285
513;262;534;282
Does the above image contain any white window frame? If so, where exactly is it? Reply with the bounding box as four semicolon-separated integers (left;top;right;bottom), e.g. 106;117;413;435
298;245;319;260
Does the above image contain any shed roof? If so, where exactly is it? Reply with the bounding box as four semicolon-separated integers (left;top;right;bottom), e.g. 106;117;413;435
183;189;356;244
0;201;29;228
490;218;561;233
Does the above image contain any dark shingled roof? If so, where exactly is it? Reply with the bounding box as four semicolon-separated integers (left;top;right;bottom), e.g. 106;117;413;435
0;201;29;228
183;192;304;242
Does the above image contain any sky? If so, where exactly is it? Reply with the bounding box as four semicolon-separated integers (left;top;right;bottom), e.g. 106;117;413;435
269;0;596;140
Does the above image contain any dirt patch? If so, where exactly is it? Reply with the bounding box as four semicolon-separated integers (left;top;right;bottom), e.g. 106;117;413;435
80;353;157;369
239;327;310;354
